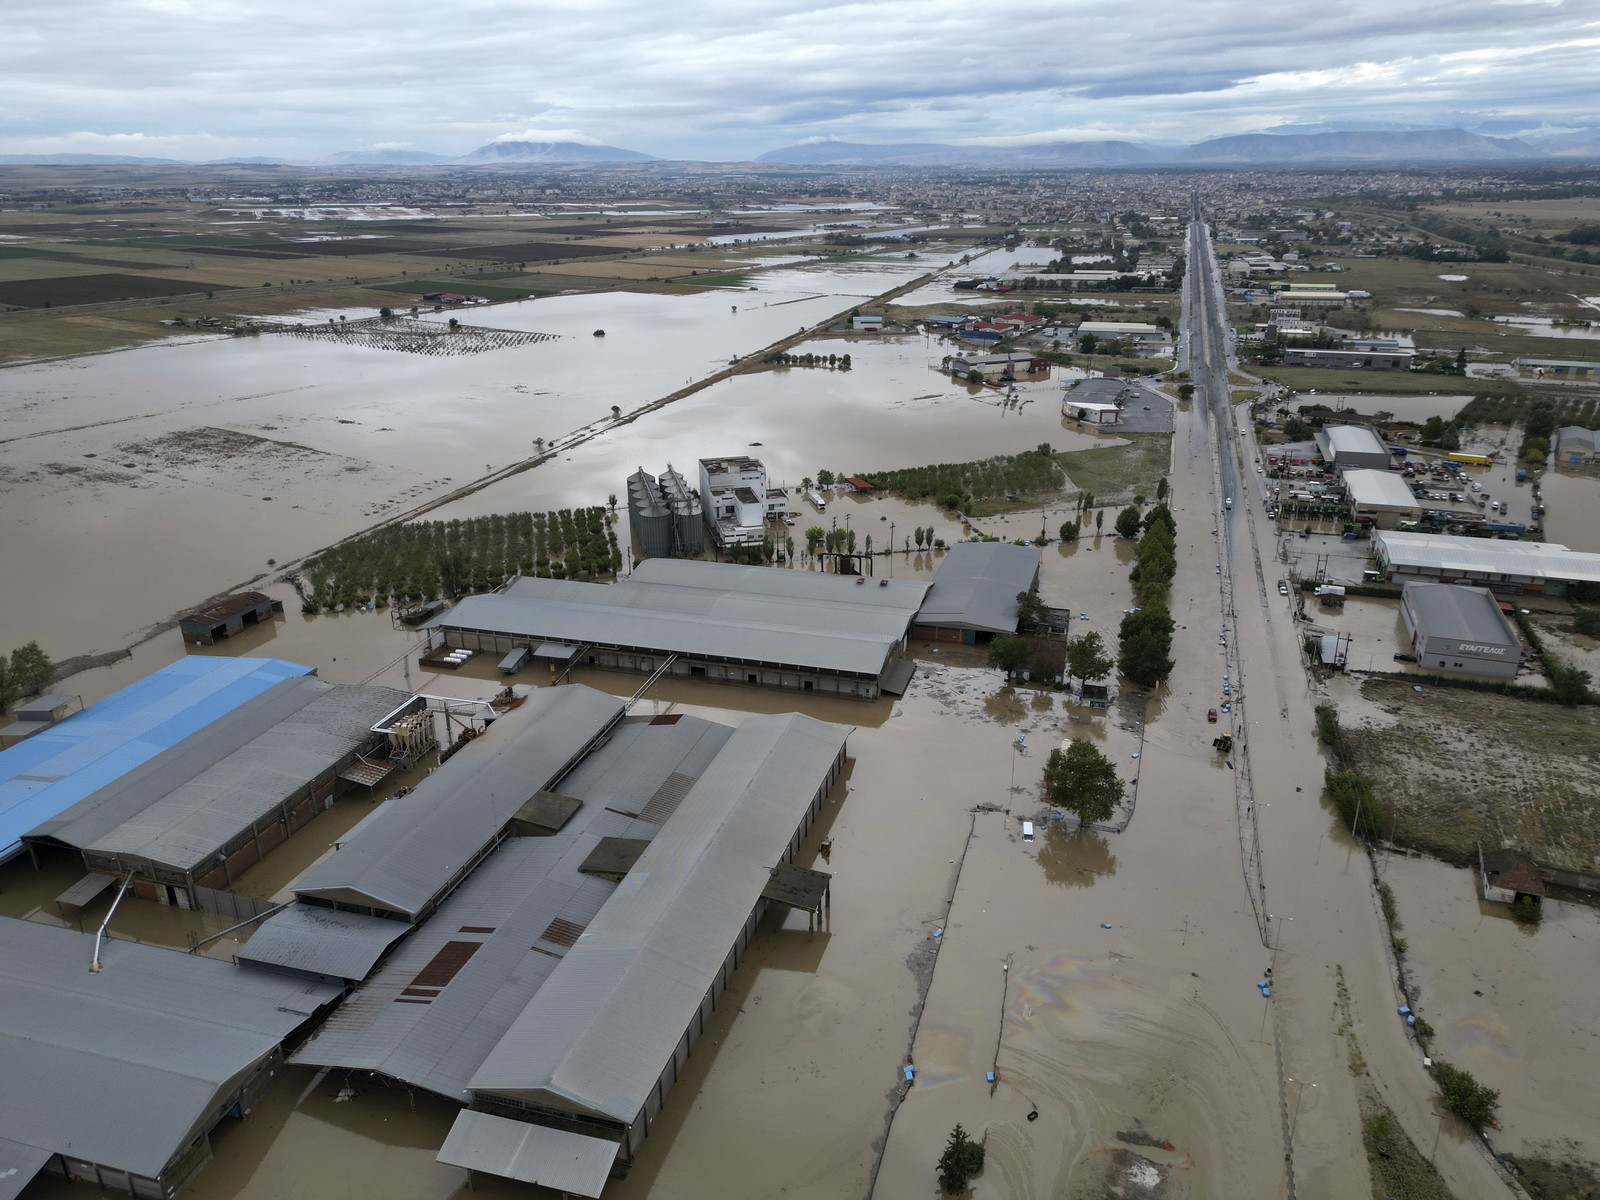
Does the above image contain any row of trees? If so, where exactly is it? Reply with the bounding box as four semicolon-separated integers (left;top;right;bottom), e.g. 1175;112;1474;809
1118;501;1178;688
0;642;56;714
763;351;852;370
861;446;1065;510
299;509;620;613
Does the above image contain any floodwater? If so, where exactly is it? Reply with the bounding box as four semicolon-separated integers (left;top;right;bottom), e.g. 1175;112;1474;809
1491;315;1600;340
1380;854;1600;1163
0;254;977;661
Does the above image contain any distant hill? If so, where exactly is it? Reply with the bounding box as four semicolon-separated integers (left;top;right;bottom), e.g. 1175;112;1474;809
1181;128;1538;163
327;149;452;165
0;153;186;165
755;140;1155;167
459;140;653;163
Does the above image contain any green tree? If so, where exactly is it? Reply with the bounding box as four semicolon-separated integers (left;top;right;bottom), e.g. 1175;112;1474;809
1095;509;1105;533
1114;505;1142;538
0;655;16;715
914;527;927;550
1014;590;1045;627
1065;631;1114;688
1283;415;1310;440
9;641;54;697
804;525;826;555
1156;476;1169;502
1434;1062;1499;1132
1142;504;1177;537
1042;740;1123;824
817;469;836;487
1059;519;1080;542
1118;606;1175;688
1177;383;1195;401
379;305;394;320
987;634;1034;680
937;1124;986;1194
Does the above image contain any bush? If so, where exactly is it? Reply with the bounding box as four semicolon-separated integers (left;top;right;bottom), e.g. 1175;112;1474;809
1434;1061;1499;1132
937;1124;985;1194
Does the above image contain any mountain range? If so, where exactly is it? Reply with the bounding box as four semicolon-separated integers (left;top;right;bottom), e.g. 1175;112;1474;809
4;126;1599;168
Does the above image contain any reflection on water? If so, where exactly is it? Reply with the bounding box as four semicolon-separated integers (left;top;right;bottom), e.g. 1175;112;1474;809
1036;825;1119;888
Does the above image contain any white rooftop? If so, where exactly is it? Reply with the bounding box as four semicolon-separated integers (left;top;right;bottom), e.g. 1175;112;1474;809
1342;468;1420;510
1376;532;1600;585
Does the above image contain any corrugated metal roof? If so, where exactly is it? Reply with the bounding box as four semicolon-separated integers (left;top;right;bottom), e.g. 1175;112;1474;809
288;710;732;1100
294;687;626;921
1343;468;1419;510
1402;582;1519;646
427;564;930;679
437;1110;617;1197
1376;532;1600;584
85;684;406;876
0;657;312;864
237;904;410;981
0;916;337;1180
468;712;849;1124
915;542;1041;633
1323;424;1388;456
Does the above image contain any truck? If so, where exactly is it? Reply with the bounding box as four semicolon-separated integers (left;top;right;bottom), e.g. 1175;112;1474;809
1314;584;1346;607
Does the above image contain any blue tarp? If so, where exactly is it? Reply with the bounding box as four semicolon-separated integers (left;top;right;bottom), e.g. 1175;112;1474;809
0;656;313;862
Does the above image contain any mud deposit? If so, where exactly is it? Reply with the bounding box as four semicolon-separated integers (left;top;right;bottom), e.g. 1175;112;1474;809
1340;676;1600;872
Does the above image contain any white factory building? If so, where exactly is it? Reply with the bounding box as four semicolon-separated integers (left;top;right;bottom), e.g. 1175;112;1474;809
697;456;787;548
1400;582;1523;679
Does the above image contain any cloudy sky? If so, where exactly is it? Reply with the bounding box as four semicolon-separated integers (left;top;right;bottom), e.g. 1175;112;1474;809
5;0;1598;159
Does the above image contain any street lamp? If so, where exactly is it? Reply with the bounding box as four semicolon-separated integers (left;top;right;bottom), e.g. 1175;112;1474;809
1288;1077;1316;1143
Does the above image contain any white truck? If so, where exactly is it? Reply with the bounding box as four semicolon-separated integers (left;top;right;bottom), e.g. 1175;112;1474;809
1314;584;1346;608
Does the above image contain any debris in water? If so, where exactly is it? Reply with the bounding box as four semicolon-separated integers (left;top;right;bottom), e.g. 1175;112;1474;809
1103;923;1113;929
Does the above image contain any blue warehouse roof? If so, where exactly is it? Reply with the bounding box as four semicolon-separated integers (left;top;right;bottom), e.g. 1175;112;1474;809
0;656;313;864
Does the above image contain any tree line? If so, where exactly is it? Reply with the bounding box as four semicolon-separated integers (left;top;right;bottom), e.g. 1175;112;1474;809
298;509;620;613
862;446;1065;513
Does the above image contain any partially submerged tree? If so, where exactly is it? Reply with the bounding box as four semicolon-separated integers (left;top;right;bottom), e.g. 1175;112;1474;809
987;634;1034;681
1065;631;1114;689
938;1124;986;1195
1042;740;1123;824
9;641;54;698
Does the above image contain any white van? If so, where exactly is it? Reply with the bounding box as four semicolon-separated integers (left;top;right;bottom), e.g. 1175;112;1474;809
1021;820;1035;842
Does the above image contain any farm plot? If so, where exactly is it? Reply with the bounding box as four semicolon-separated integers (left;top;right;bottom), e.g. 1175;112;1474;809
0;272;229;308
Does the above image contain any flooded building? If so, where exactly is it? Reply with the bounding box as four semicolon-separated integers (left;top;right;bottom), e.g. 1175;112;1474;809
1342;468;1421;528
0;693;84;750
285;689;848;1196
0;657;313;868
1555;425;1599;466
1315;424;1392;472
913;542;1043;643
0;916;339;1197
1399;582;1523;678
23;679;414;908
426;560;930;699
177;590;284;646
1374;531;1600;597
698;456;787;548
626;464;704;559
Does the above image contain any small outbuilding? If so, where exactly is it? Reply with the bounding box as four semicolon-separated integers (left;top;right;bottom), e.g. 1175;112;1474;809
913;542;1043;643
178;591;284;645
1399;581;1522;678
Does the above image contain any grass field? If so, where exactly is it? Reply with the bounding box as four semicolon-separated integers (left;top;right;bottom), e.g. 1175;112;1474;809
1253;365;1523;397
1054;433;1172;506
367;278;539;302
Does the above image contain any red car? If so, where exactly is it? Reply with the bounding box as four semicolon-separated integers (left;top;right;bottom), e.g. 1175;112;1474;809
1207;708;1218;723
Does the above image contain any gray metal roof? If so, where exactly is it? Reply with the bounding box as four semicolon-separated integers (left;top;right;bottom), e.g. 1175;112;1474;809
0;916;337;1181
1323;424;1389;456
1557;426;1597;455
1401;582;1519;646
0;1136;52;1200
1342;468;1420;510
915;542;1041;633
1376;532;1600;585
80;684;406;876
295;686;626;921
237;904;410;981
428;562;930;679
468;712;850;1124
289;710;733;1099
437;1110;616;1197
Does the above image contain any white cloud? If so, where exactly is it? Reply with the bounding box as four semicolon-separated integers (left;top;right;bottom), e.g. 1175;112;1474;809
491;127;601;145
0;0;1595;159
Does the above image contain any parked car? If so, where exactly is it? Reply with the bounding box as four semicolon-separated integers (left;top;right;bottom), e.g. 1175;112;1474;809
1208;708;1218;722
1278;580;1290;596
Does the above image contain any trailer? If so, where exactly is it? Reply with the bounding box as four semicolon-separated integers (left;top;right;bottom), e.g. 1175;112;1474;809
498;646;532;675
1448;452;1493;467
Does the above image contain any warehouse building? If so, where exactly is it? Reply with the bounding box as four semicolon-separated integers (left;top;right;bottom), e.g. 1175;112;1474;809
178;591;284;645
426;559;930;699
23;679;413;908
1342;468;1421;528
1315;424;1392;472
913;542;1042;642
1373;532;1600;597
626;465;703;559
0;916;339;1198
0;657;313;868
1555;426;1599;466
450;710;848;1193
1283;347;1412;370
1400;582;1523;678
284;689;849;1196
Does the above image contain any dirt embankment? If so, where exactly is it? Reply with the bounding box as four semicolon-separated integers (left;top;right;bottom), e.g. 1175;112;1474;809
1341;676;1600;874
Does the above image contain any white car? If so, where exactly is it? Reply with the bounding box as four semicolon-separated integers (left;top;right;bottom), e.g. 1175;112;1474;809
1225;497;1233;508
1279;580;1290;596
